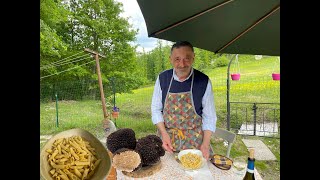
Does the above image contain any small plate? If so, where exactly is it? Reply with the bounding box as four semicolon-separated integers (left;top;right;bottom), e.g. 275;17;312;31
177;149;205;170
210;154;233;170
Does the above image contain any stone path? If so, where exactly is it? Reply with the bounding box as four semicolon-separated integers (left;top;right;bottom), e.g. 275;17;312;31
241;139;277;160
238;122;279;137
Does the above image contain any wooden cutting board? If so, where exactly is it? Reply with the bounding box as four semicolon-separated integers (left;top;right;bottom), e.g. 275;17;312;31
106;150;117;180
122;161;162;178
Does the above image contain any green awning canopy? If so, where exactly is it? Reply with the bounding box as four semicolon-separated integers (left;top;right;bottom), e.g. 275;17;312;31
137;0;280;56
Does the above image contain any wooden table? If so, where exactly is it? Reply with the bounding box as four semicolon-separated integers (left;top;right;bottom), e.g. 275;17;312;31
109;152;263;180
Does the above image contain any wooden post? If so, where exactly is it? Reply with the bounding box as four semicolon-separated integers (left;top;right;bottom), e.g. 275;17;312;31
95;53;108;119
84;48;108;119
84;48;116;137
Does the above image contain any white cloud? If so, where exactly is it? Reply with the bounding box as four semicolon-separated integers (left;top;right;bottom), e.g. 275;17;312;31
115;0;169;52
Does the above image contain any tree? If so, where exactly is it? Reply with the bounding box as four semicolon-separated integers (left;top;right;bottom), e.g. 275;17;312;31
41;0;143;100
40;0;69;79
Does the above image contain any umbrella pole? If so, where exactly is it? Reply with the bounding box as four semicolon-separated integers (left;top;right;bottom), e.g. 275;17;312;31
226;54;237;131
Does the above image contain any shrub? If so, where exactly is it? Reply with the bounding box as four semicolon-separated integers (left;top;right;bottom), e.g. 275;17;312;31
214;55;229;67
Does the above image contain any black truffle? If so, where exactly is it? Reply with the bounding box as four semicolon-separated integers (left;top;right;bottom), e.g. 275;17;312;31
106;128;137;153
145;135;165;156
135;135;165;166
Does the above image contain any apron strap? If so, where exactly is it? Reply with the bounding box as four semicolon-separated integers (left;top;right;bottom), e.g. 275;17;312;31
164;72;174;106
190;72;194;91
171;128;186;144
167;69;194;95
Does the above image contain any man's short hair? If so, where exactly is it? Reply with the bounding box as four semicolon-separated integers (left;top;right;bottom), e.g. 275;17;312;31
171;41;194;54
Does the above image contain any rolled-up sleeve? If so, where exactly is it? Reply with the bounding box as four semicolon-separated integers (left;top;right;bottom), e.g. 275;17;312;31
201;79;217;132
151;76;164;125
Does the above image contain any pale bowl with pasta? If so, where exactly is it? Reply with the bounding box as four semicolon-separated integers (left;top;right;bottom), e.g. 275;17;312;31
177;149;206;170
40;128;112;180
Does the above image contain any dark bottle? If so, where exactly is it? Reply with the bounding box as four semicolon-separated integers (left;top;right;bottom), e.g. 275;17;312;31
243;149;255;180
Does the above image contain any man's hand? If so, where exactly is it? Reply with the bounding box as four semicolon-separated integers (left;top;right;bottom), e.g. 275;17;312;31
200;143;210;160
161;131;174;153
200;130;213;160
156;122;174;153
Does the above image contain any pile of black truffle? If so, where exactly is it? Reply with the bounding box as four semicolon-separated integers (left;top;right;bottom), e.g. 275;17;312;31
106;128;165;172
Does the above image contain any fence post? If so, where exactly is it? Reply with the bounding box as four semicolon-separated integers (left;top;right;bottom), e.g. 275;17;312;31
252;103;257;135
111;77;116;107
55;93;59;128
226;54;237;131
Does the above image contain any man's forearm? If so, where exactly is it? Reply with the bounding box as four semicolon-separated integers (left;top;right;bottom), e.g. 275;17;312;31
156;122;167;136
202;130;212;146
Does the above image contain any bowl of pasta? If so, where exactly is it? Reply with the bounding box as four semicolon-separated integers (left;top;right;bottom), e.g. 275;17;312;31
177;149;205;170
40;128;112;180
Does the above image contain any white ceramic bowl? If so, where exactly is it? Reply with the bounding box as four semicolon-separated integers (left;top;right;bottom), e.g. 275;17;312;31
178;149;203;160
177;149;205;170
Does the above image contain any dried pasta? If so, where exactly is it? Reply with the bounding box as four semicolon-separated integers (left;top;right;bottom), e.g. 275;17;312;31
45;136;101;180
180;152;202;170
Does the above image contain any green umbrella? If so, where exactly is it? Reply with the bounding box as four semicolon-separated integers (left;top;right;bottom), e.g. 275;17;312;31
137;0;280;56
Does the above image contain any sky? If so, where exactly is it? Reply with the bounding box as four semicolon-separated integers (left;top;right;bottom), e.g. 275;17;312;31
115;0;170;52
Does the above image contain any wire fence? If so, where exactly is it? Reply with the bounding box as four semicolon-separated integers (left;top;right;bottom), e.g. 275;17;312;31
40;74;280;139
